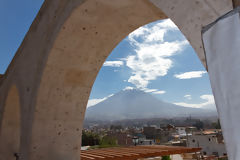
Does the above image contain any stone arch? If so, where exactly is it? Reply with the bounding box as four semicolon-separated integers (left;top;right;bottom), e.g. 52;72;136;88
30;1;166;159
0;85;21;160
0;0;233;159
28;0;232;159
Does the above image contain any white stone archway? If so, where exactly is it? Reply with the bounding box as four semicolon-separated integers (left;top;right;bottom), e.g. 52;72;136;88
0;0;236;159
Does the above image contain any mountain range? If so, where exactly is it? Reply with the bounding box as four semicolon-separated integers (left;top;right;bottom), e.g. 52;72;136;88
85;89;217;121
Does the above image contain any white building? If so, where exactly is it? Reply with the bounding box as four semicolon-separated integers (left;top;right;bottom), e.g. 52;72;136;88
176;127;187;137
187;131;227;157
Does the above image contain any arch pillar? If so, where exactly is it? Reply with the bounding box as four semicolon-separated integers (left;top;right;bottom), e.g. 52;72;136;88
0;85;21;160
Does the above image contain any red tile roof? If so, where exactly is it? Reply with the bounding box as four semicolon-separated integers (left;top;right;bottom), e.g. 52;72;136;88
81;145;201;160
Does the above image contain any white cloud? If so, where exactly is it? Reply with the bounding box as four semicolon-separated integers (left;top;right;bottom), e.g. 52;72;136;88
141;88;166;95
152;90;166;94
184;94;192;100
123;87;166;95
128;27;149;42
174;71;207;79
103;61;123;67
143;88;158;93
87;94;114;108
128;19;178;44
174;94;215;109
123;86;134;91
126;19;188;88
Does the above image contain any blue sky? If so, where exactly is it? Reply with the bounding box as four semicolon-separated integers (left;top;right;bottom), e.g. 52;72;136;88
0;0;44;73
0;1;215;110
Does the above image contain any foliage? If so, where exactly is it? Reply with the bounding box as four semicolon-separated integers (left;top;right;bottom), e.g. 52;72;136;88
82;131;118;148
193;120;204;130
162;155;171;160
82;131;100;146
218;157;228;160
110;125;123;130
99;135;118;147
212;119;221;129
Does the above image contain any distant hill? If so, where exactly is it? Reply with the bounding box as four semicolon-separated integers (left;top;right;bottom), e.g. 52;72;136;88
85;89;217;121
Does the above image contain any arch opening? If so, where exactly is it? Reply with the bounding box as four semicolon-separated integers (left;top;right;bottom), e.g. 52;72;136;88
85;18;216;120
0;85;21;160
83;19;227;158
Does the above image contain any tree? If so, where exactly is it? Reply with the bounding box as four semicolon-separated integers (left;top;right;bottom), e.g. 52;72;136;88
212;119;221;129
194;120;204;130
110;125;122;131
99;135;117;147
162;155;171;160
82;131;100;146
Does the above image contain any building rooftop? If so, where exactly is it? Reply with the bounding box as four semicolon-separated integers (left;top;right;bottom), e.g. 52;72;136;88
193;129;222;135
80;145;201;160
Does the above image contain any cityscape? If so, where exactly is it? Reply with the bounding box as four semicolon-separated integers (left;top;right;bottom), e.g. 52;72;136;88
82;96;227;160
